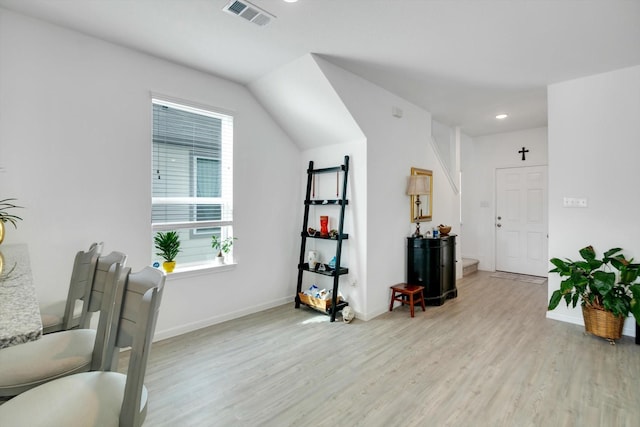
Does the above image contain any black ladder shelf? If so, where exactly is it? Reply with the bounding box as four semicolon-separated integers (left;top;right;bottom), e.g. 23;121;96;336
295;155;350;322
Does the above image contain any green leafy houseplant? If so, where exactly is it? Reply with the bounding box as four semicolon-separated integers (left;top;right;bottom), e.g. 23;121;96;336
548;245;640;324
211;235;236;258
154;231;181;263
0;198;24;244
0;198;23;228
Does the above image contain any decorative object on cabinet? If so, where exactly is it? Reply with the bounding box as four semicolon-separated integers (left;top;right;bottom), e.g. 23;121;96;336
295;156;350;322
547;245;640;343
437;224;452;236
407;235;457;305
0;198;23;245
154;231;181;273
408;167;433;227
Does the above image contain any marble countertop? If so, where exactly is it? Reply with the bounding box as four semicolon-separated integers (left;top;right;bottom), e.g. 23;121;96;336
0;244;42;349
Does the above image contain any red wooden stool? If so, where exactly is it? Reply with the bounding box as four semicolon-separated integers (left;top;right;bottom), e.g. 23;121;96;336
389;283;425;318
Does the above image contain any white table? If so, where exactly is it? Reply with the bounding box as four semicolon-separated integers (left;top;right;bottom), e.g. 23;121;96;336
0;244;42;349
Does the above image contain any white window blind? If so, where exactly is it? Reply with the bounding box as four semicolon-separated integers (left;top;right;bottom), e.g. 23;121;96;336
152;97;233;265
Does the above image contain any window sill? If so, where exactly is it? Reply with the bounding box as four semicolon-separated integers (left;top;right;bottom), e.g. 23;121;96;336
162;260;237;280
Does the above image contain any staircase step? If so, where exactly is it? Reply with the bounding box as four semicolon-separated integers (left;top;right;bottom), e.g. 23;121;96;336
462;258;479;276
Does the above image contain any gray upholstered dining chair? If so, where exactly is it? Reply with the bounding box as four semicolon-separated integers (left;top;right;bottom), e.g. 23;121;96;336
40;242;103;334
78;250;129;329
0;266;166;427
0;251;127;397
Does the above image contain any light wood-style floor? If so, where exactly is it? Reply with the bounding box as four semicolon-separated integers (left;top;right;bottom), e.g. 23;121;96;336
121;271;640;426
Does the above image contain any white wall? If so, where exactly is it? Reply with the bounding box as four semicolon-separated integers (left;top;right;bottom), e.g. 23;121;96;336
548;65;640;336
248;54;364;151
0;9;301;339
461;127;548;271
249;54;369;317
316;57;461;319
0;8;494;331
251;54;462;320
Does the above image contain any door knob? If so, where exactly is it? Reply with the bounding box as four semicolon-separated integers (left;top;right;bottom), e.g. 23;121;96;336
497;216;502;220
496;223;502;228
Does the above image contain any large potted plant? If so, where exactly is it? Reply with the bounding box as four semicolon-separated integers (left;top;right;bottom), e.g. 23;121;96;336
154;231;181;273
211;235;236;265
0;198;23;245
548;245;640;342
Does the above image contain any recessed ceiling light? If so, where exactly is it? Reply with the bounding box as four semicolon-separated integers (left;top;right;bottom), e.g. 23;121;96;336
495;114;508;120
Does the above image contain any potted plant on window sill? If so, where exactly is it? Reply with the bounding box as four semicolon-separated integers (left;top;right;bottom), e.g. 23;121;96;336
154;231;181;273
547;245;640;343
211;235;236;265
0;198;24;245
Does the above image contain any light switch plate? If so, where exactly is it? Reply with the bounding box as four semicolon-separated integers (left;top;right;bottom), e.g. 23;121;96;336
563;197;588;208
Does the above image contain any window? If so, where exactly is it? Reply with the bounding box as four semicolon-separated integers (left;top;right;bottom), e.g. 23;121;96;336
152;97;233;266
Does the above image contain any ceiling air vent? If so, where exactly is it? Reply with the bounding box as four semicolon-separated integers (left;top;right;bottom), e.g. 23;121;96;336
222;0;276;27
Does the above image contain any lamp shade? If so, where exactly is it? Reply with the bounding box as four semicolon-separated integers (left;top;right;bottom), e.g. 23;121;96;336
406;175;430;196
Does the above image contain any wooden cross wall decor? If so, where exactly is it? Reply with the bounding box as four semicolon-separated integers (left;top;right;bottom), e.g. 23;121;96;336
518;146;529;161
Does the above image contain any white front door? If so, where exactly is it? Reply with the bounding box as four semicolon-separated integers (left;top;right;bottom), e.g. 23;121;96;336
495;166;548;276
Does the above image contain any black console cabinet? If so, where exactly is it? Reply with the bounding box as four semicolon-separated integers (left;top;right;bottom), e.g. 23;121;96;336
407;235;457;305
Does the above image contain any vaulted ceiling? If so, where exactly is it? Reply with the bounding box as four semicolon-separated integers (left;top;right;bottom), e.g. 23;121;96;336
1;0;639;136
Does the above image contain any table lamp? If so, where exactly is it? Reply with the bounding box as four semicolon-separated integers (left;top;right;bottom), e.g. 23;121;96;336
406;175;430;237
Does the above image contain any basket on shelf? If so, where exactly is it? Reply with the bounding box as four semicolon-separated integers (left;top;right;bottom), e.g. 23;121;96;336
582;305;624;340
298;293;342;311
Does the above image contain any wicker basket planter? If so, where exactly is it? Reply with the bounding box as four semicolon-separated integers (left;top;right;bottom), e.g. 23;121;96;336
582;305;624;340
548;246;640;343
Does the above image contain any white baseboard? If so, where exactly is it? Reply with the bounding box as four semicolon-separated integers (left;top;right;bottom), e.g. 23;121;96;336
153;295;292;342
360;306;390;321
